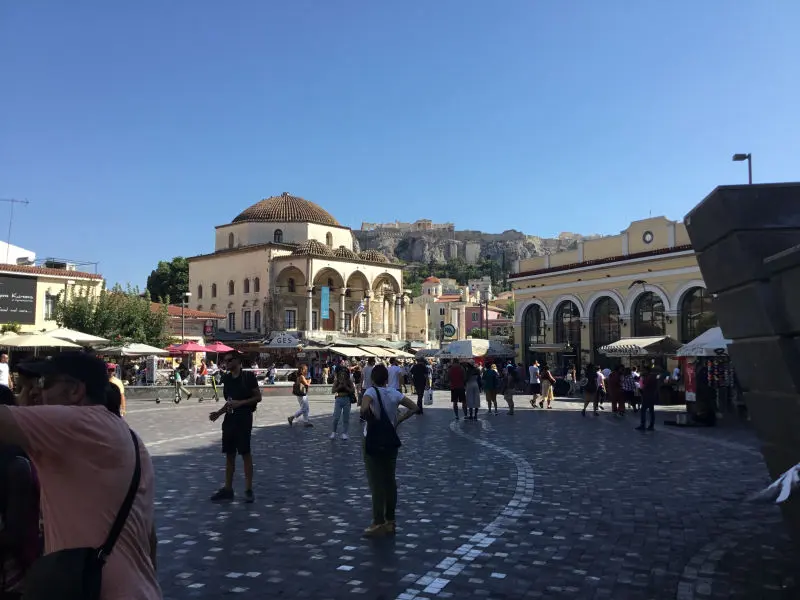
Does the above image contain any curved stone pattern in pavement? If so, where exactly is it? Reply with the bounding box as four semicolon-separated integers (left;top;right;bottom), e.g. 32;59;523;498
124;393;798;599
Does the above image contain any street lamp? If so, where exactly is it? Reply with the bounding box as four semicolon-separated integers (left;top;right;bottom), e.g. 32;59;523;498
181;291;192;342
732;153;752;185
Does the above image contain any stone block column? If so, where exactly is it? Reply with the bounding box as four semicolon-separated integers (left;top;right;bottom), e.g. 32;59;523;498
685;182;800;544
305;287;313;333
364;292;372;335
394;295;401;336
339;290;347;333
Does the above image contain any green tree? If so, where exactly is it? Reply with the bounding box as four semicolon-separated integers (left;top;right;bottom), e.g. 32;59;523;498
505;298;515;318
56;285;171;347
146;257;189;303
0;323;21;334
469;327;488;339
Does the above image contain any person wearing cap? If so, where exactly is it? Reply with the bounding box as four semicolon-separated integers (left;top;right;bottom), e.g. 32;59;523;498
208;351;261;503
0;351;161;599
108;363;126;417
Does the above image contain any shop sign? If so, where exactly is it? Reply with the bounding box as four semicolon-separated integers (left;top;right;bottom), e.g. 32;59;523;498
203;320;213;335
684;360;696;402
0;275;37;325
266;333;301;348
320;286;330;319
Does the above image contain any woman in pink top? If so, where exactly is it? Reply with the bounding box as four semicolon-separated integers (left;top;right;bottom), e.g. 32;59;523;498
0;352;161;600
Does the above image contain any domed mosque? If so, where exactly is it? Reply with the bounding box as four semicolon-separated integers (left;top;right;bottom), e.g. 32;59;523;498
187;193;407;343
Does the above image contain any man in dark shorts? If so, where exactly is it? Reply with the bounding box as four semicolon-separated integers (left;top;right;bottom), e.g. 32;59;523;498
209;351;261;503
448;361;467;420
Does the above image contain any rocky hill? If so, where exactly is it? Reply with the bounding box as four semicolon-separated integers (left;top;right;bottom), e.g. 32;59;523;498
353;228;591;266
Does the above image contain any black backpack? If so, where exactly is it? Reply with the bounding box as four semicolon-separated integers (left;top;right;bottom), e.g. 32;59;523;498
364;388;401;456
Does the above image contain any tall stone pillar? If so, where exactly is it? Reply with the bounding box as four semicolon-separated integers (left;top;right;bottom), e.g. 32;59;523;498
401;296;408;341
305;287;313;333
685;182;800;544
364;292;372;336
339;290;347;333
394;295;401;336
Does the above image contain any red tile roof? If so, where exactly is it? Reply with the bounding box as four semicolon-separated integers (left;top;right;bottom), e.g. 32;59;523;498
509;245;694;279
0;263;102;280
435;294;464;302
151;302;225;319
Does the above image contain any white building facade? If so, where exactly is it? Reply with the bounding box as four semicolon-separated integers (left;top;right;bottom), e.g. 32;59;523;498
188;193;408;342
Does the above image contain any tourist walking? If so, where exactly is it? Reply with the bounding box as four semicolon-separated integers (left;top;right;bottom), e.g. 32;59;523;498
359;358;376;404
528;360;541;407
387;358;403;392
622;367;638;412
448;361;467;420
108;363;126;417
0;352;162;599
464;363;482;420
482;363;500;415
0;353;12;391
360;364;420;537
288;364;314;428
502;365;517;415
409;358;430;414
582;364;603;417
636;366;659;431
608;365;625;415
539;363;556;409
209;351;262;503
330;367;355;440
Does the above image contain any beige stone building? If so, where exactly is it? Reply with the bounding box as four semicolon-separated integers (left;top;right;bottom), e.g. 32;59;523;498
0;263;104;333
188;193;407;343
510;217;716;369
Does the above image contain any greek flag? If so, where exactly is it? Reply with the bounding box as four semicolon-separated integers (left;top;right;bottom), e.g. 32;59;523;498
353;301;366;319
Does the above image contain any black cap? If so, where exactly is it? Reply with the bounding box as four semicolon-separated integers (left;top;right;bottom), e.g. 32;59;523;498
19;351;109;399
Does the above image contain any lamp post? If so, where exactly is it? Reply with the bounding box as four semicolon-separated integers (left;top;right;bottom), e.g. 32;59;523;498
732;153;752;185
181;291;192;342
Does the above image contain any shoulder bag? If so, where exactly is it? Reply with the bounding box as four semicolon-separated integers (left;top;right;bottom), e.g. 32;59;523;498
23;429;142;600
364;387;401;457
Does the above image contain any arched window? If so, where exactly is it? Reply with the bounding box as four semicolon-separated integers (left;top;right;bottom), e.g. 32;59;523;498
254;277;260;293
254;310;262;332
228;280;235;296
592;297;621;367
243;278;250;294
680;287;715;342
228;232;235;249
211;283;217;298
274;229;283;243
522;304;546;366
197;284;203;299
326;232;333;247
288;278;295;293
633;292;665;336
554;300;582;366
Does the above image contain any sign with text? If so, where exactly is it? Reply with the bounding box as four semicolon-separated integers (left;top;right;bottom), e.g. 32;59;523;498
684;360;696;402
320;286;330;319
0;275;37;325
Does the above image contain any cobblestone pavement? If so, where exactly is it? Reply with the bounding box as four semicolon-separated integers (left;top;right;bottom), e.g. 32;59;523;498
126;392;798;599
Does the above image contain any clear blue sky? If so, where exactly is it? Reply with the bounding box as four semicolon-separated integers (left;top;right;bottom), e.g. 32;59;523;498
2;1;798;287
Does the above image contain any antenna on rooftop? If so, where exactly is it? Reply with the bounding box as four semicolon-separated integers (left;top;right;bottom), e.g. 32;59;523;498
0;198;30;264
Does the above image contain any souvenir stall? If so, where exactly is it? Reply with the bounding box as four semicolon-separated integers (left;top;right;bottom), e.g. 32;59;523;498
676;327;743;422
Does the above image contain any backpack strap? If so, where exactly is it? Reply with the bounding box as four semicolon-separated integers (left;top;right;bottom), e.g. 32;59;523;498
98;429;141;563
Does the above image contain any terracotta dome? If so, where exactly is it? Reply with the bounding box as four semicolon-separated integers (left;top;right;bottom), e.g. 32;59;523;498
334;245;358;259
423;276;441;284
358;249;390;263
232;192;341;227
291;239;335;257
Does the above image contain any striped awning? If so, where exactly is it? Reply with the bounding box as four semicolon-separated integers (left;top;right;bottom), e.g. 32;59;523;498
329;346;374;358
599;336;682;357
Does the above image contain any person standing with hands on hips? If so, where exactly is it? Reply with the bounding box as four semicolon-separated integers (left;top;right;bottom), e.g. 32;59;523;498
209;351;262;503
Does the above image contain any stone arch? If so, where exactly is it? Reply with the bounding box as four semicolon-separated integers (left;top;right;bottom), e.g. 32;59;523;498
275;266;306;294
624;283;671;315
371;271;401;294
514;298;549;326
274;229;283;243
312;267;346;292
548;294;585;321
228;232;235;248
584;290;625;319
671;280;707;309
346;270;370;298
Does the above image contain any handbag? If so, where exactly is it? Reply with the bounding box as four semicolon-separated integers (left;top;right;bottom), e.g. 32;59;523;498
423;389;434;406
364;387;401;456
23;429;142;600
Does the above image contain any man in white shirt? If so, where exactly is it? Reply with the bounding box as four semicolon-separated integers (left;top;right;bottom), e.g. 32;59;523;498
528;360;541;407
360;357;376;403
387;358;403;392
0;353;11;390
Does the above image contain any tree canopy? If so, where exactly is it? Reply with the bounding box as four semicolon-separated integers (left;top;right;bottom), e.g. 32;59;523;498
55;285;171;348
146;257;189;303
404;257;512;297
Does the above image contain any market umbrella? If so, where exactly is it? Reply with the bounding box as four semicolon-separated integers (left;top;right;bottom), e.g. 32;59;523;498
97;343;169;357
438;339;490;359
169;341;208;353
1;333;81;349
676;327;731;357
47;327;109;346
204;341;234;353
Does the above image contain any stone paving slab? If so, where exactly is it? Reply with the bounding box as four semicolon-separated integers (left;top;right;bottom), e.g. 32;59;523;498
126;392;799;599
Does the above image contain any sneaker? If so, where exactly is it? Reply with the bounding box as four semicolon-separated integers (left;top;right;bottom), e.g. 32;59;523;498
210;487;234;502
340;433;349;440
288;416;295;427
244;489;255;504
329;432;337;440
362;523;388;538
385;521;397;535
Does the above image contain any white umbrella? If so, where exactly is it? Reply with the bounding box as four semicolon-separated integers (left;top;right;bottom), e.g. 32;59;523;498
46;327;109;345
0;332;19;345
1;334;81;349
676;327;731;357
97;343;169;357
438;339;490;359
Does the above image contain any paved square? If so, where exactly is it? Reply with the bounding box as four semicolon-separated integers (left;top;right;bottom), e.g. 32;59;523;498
126;392;798;599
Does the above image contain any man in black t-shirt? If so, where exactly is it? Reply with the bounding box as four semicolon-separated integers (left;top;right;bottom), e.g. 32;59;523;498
209;351;262;503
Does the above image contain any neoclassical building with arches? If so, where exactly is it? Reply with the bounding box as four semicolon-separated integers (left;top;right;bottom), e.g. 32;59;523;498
511;217;717;368
188;193;407;341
